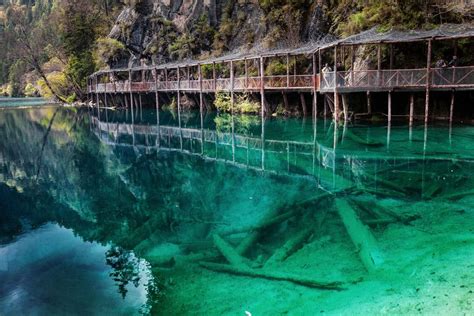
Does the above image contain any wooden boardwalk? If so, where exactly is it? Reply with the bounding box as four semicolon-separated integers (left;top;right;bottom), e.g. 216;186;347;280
89;66;474;95
88;25;474;123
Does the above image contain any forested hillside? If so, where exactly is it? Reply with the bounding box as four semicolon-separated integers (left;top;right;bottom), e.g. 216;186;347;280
0;0;472;100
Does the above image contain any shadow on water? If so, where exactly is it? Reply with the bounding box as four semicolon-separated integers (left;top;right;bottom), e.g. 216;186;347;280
0;106;474;314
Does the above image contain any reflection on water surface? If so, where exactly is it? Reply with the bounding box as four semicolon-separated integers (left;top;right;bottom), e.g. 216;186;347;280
0;106;473;315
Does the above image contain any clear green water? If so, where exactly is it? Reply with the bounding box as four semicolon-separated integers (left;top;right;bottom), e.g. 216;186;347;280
0;106;473;315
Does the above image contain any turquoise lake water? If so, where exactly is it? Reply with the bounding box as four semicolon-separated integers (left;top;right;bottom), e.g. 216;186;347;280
0;106;473;315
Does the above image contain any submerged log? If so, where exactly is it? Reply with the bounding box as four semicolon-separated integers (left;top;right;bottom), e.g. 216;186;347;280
199;262;344;290
213;234;249;268
335;199;384;272
352;197;419;224
264;227;314;267
440;189;474;201
235;192;332;256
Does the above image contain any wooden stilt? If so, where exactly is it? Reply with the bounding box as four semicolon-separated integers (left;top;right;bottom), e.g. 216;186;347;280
260;57;265;117
449;90;455;125
334;45;339;121
425;40;432;124
409;93;415;126
244;58;248;89
230;60;234;112
177;66;182;149
154;67;160;147
128;70;134;125
286;54;290;88
260;56;265;170
300;93;307;117
213;62;217;90
387;91;392;123
367;91;372;114
312;53;317;120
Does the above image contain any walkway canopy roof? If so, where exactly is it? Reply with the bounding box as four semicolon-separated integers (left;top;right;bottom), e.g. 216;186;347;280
92;23;474;76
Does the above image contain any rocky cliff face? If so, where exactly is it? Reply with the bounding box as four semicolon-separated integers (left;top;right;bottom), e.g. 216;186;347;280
107;0;328;67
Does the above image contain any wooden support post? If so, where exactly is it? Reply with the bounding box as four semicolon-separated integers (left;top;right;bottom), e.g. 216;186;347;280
164;68;168;90
95;75;100;121
230;60;234;112
333;46;339;121
260;57;265;117
213;62;217;91
128;70;134;125
350;45;355;85
154;67;160;147
449;90;455;125
293;55;297;84
177;67;182;149
199;63;204;154
425;39;432;124
409;93;415;126
367;91;372;114
244;58;248;89
389;44;394;69
139;93;143;120
377;44;382;86
286;54;290;88
335;199;383;272
312;53;317;120
387;91;392;123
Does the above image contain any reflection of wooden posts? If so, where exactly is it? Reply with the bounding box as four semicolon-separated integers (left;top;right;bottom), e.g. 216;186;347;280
154;67;160;147
286;54;290;88
425;39;432;124
409;93;414;126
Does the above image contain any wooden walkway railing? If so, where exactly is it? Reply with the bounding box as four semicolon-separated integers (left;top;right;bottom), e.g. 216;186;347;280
319;66;474;92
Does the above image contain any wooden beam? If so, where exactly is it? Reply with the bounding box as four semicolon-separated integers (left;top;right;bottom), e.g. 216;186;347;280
409;93;414;126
